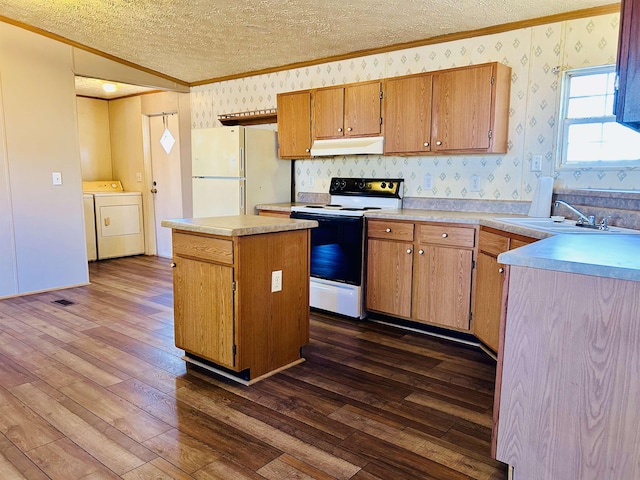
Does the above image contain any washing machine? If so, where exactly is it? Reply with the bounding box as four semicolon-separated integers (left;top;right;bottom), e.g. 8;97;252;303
82;181;145;260
82;193;97;261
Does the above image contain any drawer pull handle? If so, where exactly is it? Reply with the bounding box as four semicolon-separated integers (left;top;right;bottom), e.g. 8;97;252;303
418;249;424;255
442;233;448;238
406;249;412;254
386;228;392;233
498;267;504;273
170;262;176;268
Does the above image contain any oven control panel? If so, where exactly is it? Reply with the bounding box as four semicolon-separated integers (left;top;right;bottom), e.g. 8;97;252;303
329;177;404;197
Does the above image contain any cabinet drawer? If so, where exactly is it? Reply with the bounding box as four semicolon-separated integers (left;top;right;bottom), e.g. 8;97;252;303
479;229;510;256
173;232;234;264
418;224;476;248
367;220;414;241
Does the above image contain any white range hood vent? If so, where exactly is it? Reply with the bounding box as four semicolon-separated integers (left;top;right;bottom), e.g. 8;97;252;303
310;136;384;157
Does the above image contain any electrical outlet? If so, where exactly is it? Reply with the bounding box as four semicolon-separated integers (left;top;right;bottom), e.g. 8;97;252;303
309;175;315;188
271;270;282;292
470;174;480;192
531;154;543;172
52;172;62;186
423;174;433;190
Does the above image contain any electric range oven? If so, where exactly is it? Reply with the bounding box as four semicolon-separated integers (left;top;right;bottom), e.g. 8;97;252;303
290;177;404;319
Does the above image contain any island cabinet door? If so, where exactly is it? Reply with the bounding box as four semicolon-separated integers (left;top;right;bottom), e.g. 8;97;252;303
173;257;235;369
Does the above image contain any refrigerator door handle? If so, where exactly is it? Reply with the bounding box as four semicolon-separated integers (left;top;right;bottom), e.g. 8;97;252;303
240;183;245;213
239;147;245;176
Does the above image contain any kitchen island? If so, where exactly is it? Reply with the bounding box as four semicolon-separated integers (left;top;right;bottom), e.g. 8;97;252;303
494;234;640;479
161;215;317;384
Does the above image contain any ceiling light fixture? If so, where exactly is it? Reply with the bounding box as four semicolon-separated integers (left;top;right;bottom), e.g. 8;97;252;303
102;83;117;93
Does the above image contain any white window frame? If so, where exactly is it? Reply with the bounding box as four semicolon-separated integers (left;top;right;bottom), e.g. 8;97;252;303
557;64;640;170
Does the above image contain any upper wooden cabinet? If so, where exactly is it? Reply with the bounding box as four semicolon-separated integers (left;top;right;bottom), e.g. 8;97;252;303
383;62;511;155
277;90;312;159
312;81;382;140
614;0;640;131
383;74;433;155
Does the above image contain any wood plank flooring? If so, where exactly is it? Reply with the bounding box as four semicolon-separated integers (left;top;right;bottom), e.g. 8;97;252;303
0;255;507;479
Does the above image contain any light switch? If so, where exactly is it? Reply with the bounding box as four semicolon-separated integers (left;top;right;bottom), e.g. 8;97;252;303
52;172;62;185
136;172;142;182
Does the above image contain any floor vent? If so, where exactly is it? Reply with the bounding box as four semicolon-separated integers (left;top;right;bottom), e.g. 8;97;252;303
52;299;75;306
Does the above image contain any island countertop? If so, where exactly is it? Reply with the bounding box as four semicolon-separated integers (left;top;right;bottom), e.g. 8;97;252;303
161;215;318;237
498;233;640;282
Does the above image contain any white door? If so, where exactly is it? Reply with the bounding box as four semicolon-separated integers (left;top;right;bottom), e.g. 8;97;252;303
150;114;182;258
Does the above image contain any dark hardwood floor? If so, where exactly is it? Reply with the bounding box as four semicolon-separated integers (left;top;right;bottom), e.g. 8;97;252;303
0;255;507;479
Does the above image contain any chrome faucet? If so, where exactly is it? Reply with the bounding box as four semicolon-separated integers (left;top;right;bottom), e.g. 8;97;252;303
553;200;596;226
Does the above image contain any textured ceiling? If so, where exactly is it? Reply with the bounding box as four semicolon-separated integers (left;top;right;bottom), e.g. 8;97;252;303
0;0;618;87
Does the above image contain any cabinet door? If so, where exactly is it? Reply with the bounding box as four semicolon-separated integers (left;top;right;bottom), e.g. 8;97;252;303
312;87;345;139
344;82;382;137
366;238;413;318
173;257;235;368
473;251;504;351
432;64;493;152
277;91;312;158
384;74;433;154
614;0;640;130
413;246;473;330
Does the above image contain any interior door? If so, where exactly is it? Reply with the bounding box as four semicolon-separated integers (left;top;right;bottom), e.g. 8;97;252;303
150;114;182;258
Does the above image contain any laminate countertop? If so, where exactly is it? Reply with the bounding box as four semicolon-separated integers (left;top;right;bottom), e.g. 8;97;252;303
257;203;640;281
161;215;317;237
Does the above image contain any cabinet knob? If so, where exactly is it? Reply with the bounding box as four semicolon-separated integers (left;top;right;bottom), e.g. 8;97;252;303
347;127;352;131
337;127;343;132
385;228;392;233
436;140;442;146
498;267;504;273
170;262;176;268
406;248;412;254
418;249;424;255
305;148;310;153
441;233;448;238
423;142;429;147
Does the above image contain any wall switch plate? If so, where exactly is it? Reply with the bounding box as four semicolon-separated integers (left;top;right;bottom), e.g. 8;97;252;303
423;174;433;190
470;174;480;192
271;270;282;292
136;172;142;182
531;154;543;172
309;175;315;188
52;172;62;186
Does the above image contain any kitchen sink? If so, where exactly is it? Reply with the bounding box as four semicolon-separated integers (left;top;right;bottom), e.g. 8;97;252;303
493;217;640;235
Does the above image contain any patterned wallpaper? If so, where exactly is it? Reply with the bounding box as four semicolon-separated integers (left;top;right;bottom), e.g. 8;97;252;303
191;12;636;201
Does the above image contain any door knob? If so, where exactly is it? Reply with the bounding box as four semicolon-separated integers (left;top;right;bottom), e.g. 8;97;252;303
151;188;158;193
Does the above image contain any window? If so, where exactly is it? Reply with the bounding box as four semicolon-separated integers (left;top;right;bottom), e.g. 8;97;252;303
558;65;640;168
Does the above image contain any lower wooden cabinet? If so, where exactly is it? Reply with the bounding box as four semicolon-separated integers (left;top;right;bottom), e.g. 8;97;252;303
366;219;476;331
473;227;535;352
171;229;310;380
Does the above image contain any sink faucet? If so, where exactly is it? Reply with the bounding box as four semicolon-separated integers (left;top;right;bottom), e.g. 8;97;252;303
553;200;596;226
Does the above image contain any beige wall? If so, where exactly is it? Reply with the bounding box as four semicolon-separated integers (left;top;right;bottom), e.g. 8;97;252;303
109;96;145;192
0;22;88;297
76;97;112;180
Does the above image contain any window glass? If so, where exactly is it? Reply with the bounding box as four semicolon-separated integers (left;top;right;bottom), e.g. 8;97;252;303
558;65;640;168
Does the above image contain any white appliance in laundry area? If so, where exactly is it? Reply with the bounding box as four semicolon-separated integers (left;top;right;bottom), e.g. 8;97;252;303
82;181;145;260
192;126;291;217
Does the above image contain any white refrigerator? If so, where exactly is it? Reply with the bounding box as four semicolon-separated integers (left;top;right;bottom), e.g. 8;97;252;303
191;126;291;217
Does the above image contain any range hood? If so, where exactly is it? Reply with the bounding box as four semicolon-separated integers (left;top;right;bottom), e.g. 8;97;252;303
310;136;384;156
